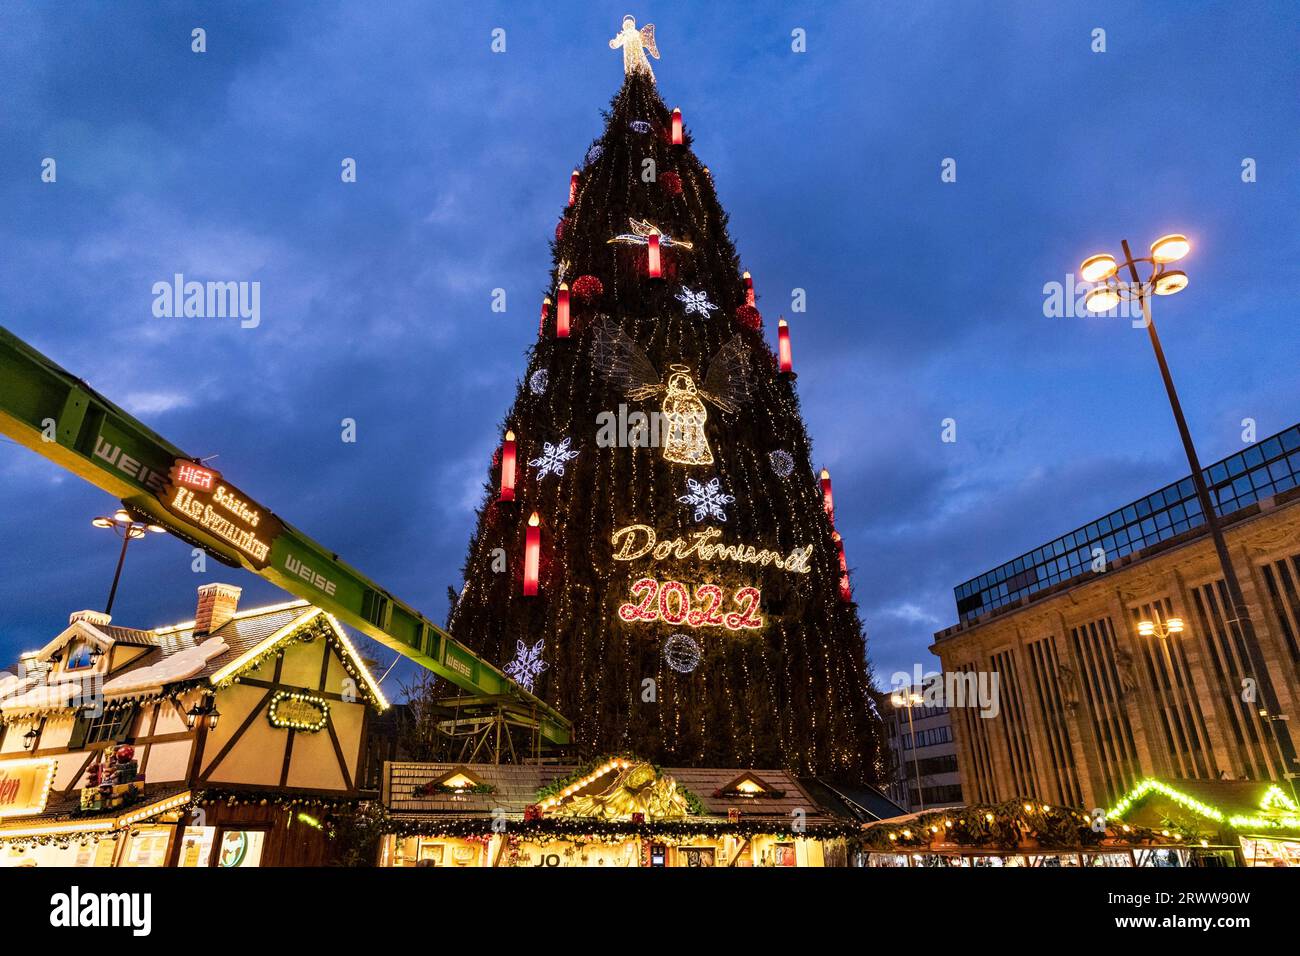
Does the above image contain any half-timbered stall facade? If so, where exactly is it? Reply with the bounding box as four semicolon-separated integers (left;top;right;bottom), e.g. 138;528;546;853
378;758;859;867
0;583;386;866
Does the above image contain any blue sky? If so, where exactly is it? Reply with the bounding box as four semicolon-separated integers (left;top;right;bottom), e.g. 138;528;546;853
2;1;1299;691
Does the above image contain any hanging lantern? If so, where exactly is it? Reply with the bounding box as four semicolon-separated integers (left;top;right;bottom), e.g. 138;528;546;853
820;468;834;521
742;271;755;307
647;234;662;279
556;283;570;338
500;431;517;502
569;169;579;206
670;108;683;145
523;512;541;596
777;318;793;373
540;296;551;336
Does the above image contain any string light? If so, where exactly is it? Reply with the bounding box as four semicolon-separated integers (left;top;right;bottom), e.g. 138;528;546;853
267;691;330;732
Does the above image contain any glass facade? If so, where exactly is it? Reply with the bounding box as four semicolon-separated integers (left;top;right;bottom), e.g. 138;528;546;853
955;424;1300;622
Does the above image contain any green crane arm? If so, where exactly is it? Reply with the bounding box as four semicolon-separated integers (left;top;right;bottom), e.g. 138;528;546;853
0;324;569;745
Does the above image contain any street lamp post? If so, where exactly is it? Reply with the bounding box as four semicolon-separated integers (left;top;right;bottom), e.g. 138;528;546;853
91;509;167;615
1081;234;1298;781
891;690;925;811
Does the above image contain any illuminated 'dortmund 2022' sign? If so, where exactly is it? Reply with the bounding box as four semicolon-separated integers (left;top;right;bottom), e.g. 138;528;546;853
611;525;813;632
159;460;283;568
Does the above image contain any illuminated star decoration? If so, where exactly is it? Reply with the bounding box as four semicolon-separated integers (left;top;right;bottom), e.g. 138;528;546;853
529;436;580;479
503;638;548;693
676;286;718;317
678;477;736;523
607;218;694;251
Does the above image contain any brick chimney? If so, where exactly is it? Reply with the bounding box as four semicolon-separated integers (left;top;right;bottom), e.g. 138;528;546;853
194;583;242;636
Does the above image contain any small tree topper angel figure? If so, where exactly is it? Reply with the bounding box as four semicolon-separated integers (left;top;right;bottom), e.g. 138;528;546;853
609;15;660;81
592;318;754;466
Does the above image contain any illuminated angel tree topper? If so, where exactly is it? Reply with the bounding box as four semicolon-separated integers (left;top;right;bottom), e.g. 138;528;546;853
448;20;883;782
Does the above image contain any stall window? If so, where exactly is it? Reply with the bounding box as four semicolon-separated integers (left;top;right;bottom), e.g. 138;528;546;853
213;828;267;868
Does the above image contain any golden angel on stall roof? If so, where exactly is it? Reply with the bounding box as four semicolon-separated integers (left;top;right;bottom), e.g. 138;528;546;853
592;317;754;467
609;15;660;80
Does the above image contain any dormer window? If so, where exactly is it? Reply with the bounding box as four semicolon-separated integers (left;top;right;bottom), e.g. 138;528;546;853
65;641;96;671
715;772;784;799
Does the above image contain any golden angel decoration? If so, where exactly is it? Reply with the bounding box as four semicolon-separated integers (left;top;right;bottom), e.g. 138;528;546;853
609;15;660;80
548;762;692;822
593;318;754;466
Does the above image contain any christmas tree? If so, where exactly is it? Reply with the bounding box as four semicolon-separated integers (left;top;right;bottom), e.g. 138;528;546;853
448;19;882;781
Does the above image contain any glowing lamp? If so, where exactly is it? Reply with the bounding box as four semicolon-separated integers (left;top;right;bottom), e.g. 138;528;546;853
671;108;683;145
1153;269;1188;296
556;283;570;338
742;270;755;307
523;512;540;596
540;296;551;336
647;233;662;279
1079;254;1118;283
1150;234;1189;264
500;430;517;502
819;468;834;519
777;318;793;373
1167;617;1185;634
569;169;579;206
1138;620;1156;637
1085;286;1121;313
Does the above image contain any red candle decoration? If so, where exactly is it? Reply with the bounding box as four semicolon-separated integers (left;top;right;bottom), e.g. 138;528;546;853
523;512;541;596
742;270;755;307
556;283;570;338
500;430;517;502
540;296;551;336
670;107;683;145
777;318;793;373
568;169;579;206
647;234;662;279
819;468;834;521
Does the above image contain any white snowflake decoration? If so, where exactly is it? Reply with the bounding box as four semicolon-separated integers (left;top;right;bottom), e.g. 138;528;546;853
629;120;652;133
676;286;718;317
529;368;549;395
586;144;604;165
769;449;795;478
678;476;736;523
504;638;548;693
529;436;580;478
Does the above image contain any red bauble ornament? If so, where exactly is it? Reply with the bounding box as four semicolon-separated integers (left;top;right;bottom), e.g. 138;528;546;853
735;304;762;331
661;171;682;196
555;218;567;241
571;274;604;303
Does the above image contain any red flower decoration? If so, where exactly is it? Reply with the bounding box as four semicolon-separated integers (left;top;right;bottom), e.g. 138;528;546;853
735;304;762;331
571;274;604;303
661;171;682;195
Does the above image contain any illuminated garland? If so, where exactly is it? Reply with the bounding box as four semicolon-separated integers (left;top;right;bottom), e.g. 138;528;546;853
267;690;330;732
1105;778;1300;833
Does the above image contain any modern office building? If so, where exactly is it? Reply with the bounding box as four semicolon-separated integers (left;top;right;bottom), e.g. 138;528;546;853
882;694;963;812
932;423;1300;811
